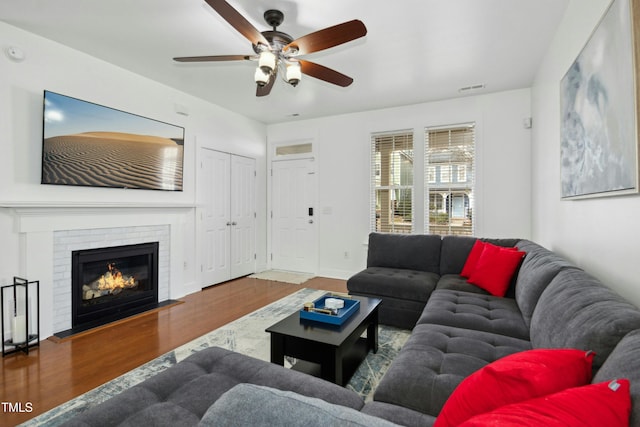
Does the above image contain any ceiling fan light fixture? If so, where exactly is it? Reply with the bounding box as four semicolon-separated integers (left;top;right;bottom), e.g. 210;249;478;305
175;4;367;97
254;67;270;86
258;50;276;74
286;62;301;87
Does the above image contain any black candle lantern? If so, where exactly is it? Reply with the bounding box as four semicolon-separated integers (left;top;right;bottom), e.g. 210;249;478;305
1;277;40;356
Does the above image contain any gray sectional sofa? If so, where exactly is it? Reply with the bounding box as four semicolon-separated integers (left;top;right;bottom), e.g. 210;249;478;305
63;233;640;426
347;232;523;329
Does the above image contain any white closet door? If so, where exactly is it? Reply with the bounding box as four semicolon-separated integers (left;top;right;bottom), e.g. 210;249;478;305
199;149;255;286
230;155;256;278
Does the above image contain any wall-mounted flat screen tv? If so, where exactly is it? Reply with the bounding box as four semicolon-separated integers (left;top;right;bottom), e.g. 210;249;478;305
42;90;185;191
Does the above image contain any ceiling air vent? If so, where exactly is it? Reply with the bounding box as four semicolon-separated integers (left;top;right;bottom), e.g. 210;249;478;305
458;84;486;94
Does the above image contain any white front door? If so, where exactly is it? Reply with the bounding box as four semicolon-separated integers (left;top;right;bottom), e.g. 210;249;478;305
199;148;255;286
271;158;317;273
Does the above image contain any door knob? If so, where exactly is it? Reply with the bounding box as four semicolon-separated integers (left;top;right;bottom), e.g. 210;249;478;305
226;221;232;226
308;219;314;224
231;221;237;226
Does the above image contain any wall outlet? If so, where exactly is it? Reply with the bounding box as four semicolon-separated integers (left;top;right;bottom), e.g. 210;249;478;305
344;251;349;259
183;261;188;270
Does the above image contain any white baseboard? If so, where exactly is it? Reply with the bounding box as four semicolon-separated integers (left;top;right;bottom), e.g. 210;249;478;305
317;268;357;281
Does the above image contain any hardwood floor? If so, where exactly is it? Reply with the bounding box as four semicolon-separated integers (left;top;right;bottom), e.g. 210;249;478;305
1;276;347;426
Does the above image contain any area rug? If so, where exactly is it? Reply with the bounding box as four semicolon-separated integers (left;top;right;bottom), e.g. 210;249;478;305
22;288;410;426
248;269;315;284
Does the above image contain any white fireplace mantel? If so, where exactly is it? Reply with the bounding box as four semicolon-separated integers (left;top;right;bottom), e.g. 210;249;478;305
2;201;195;339
0;201;195;209
1;202;194;233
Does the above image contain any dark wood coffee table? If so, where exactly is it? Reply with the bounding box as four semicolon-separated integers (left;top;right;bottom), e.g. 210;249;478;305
266;295;381;386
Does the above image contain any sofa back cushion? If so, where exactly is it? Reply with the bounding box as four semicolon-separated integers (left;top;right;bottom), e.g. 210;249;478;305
593;329;640;427
202;384;399;427
530;268;640;369
367;232;442;273
439;236;477;275
514;240;578;328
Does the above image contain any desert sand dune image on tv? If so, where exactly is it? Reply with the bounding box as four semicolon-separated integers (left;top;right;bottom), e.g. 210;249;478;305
42;91;184;191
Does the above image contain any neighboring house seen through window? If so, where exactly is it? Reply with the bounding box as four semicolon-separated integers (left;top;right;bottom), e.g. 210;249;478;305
370;124;475;236
425;123;475;236
371;131;414;234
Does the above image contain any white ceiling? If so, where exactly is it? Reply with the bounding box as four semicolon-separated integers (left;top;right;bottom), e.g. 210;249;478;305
0;0;569;124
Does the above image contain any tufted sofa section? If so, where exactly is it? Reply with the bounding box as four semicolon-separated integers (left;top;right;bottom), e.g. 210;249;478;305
372;323;532;416
354;235;640;426
347;233;519;328
347;233;442;328
416;290;530;339
63;347;365;427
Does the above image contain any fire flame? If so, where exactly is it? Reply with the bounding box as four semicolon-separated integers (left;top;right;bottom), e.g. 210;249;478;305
97;262;137;291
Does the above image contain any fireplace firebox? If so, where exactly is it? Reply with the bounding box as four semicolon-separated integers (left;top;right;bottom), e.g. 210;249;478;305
71;242;159;331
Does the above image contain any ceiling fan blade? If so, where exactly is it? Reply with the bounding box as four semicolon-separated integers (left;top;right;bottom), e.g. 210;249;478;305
204;0;269;47
299;60;353;87
284;20;367;55
256;71;277;97
173;55;252;62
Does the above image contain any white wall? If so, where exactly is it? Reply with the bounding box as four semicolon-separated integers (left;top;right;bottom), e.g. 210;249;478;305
267;89;533;279
0;22;268;296
531;0;640;307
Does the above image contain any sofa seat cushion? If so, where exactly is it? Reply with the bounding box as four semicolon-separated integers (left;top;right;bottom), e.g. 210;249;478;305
435;274;490;295
362;401;436;427
64;347;364;426
416;290;529;340
373;324;531;416
347;267;438;302
201;384;399;427
530;268;640;369
351;291;426;329
63;388;202;427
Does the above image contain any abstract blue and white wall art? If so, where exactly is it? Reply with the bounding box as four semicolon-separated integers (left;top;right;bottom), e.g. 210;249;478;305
560;0;638;199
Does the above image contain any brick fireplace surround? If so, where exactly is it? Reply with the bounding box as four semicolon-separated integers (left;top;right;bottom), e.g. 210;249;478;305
54;226;169;334
5;203;192;339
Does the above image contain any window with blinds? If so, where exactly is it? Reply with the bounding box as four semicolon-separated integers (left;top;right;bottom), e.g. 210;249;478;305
371;131;414;233
425;124;475;236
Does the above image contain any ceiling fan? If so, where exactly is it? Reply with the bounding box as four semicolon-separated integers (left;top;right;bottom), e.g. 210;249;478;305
173;0;367;97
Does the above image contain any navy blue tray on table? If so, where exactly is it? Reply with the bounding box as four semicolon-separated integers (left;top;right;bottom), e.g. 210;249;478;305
299;294;360;325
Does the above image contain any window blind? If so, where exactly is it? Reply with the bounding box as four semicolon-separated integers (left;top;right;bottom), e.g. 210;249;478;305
371;131;414;233
425;124;475;236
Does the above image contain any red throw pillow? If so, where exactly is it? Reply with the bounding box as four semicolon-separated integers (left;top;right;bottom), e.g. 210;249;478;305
458;379;631;427
434;349;595;427
460;240;485;278
466;243;525;296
